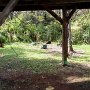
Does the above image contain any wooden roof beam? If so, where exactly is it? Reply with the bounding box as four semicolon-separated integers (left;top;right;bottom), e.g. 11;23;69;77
0;0;19;26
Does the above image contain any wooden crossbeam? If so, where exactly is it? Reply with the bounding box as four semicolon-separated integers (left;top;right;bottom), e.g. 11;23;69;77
67;9;76;20
0;0;19;26
43;6;63;25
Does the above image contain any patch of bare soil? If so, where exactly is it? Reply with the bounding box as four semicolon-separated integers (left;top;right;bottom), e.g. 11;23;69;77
46;44;85;57
0;63;90;90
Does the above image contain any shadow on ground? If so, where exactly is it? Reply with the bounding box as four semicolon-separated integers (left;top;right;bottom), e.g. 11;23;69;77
0;55;90;90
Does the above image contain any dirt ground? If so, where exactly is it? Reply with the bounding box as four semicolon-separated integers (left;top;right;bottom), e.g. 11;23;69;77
0;73;90;90
0;63;90;90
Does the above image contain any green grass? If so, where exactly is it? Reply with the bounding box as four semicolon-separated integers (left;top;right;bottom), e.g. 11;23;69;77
71;45;90;63
0;42;90;73
0;42;61;73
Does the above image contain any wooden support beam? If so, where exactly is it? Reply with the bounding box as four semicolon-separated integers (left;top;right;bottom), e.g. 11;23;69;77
43;6;76;66
62;8;69;66
67;9;76;20
43;6;63;25
0;0;19;26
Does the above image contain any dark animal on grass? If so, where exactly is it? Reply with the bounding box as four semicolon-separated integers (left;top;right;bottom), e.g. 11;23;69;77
46;41;51;44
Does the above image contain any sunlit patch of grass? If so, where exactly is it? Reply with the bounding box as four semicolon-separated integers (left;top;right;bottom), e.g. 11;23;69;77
0;42;61;73
73;44;90;53
70;45;90;63
0;43;90;73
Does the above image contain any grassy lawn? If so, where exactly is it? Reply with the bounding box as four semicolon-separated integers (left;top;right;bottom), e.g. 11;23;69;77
0;42;61;73
71;45;90;63
0;42;90;74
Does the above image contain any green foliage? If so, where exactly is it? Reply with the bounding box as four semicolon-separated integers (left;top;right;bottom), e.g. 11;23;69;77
71;11;90;44
0;10;90;44
44;22;62;41
81;24;90;44
0;34;5;43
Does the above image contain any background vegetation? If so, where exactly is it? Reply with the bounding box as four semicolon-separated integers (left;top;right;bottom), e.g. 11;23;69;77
0;10;90;45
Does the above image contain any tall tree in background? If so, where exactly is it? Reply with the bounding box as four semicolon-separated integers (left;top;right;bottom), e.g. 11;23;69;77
68;20;74;54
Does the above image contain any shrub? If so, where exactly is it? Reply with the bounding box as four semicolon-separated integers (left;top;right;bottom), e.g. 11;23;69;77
0;35;5;47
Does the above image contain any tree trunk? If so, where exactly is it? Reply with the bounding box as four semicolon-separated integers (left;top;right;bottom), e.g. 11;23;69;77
68;21;74;52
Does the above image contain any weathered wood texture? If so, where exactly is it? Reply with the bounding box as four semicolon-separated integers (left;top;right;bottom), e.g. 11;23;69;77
0;0;19;25
0;0;90;11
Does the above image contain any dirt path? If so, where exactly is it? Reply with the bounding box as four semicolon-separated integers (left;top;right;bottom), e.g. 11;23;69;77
0;73;90;90
47;44;86;57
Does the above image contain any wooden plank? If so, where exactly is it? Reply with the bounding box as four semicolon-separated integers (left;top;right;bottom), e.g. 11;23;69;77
1;0;90;4
0;1;90;11
0;0;19;26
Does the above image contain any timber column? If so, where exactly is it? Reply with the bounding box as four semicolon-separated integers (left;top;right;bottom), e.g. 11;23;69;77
43;6;76;66
62;9;69;66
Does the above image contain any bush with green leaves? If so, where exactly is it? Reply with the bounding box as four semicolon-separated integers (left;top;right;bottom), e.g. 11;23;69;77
0;11;90;44
0;34;5;44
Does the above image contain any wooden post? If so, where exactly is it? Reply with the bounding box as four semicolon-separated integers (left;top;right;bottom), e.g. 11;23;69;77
0;0;19;26
43;6;76;66
43;6;63;24
62;9;69;66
